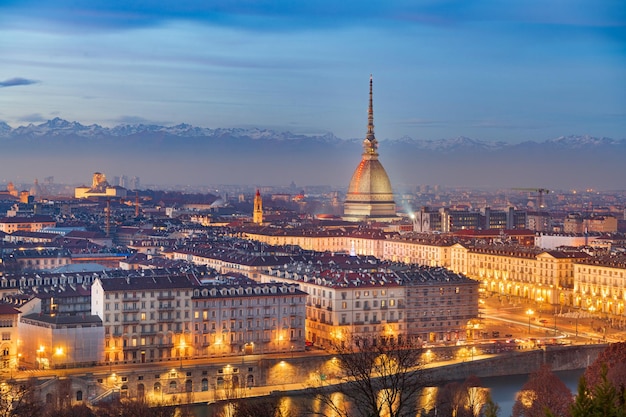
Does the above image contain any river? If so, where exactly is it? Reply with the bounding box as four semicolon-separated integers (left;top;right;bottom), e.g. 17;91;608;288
190;368;584;417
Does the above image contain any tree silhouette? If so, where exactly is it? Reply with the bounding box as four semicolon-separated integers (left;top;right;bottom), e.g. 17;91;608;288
584;342;626;396
435;375;487;417
512;364;573;417
310;335;426;417
482;394;500;417
572;365;626;417
0;378;43;417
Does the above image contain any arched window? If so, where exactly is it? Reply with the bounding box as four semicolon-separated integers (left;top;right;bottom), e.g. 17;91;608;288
154;382;161;393
201;378;209;391
137;383;145;399
185;379;192;392
169;380;177;391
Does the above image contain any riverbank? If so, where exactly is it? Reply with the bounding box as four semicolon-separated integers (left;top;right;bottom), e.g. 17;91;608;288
178;343;606;408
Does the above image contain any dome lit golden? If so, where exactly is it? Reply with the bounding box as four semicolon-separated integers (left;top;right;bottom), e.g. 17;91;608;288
343;76;396;222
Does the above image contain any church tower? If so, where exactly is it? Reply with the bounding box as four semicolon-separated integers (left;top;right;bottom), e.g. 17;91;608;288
253;189;263;224
343;75;397;222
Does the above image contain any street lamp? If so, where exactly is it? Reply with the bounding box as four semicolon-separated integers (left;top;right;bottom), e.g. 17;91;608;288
36;346;45;370
179;339;186;369
526;309;534;334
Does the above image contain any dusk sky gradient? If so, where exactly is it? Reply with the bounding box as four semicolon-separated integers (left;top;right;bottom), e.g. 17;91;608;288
2;0;625;142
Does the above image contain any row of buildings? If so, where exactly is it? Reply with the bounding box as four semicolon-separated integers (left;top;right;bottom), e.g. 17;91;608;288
236;228;626;318
0;247;478;372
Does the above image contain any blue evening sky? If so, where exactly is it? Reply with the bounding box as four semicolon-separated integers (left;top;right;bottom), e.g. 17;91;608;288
1;0;624;142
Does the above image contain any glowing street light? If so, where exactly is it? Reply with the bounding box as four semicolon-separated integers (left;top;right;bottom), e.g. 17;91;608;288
179;339;186;369
36;346;45;370
526;309;534;334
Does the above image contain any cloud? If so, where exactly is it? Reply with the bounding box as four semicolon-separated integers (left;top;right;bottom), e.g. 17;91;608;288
0;77;38;88
18;113;47;123
4;0;623;34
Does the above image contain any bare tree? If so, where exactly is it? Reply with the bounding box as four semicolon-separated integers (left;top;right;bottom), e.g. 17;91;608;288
435;375;487;417
231;397;290;417
512;364;573;417
91;398;176;417
309;335;426;417
0;378;43;417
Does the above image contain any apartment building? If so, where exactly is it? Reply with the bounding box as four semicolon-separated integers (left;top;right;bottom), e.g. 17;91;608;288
453;244;589;308
574;255;626;317
0;215;56;233
91;272;201;364
190;282;306;357
165;246;306;281
258;254;479;347
0;304;20;370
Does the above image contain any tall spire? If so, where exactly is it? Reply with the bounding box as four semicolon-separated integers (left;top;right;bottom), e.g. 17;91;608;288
368;74;374;137
364;74;378;156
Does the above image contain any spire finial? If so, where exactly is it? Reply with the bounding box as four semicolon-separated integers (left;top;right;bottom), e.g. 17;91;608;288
363;74;378;156
368;74;374;136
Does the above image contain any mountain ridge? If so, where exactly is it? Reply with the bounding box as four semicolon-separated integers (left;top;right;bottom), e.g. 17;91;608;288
1;118;624;190
0;118;622;150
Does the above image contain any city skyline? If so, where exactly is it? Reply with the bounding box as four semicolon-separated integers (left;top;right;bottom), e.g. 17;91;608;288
2;0;625;144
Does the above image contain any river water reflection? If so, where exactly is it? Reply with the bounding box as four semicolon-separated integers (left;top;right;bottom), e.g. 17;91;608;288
192;369;583;417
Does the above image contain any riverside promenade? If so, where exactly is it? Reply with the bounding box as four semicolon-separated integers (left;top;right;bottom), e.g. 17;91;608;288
149;343;606;408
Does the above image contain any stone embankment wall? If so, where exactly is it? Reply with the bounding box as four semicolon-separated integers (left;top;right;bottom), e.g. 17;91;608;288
260;344;606;387
29;344;607;405
417;344;605;385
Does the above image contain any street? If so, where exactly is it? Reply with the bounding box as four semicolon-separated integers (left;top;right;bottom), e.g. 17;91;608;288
479;293;626;345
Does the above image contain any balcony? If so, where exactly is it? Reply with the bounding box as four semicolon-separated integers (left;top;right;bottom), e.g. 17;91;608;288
157;295;175;301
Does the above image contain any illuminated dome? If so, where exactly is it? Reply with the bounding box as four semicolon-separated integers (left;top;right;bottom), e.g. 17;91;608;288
343;76;396;222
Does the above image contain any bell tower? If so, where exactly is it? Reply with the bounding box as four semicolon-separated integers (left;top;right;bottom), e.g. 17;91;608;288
253;189;263;224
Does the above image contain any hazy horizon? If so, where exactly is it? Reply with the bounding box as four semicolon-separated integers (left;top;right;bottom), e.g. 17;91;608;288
2;1;624;191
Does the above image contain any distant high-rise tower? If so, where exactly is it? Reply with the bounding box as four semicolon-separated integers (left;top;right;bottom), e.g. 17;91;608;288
343;75;396;222
253;189;263;224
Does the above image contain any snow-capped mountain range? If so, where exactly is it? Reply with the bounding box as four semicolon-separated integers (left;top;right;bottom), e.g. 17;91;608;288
0;118;624;190
0;118;622;150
